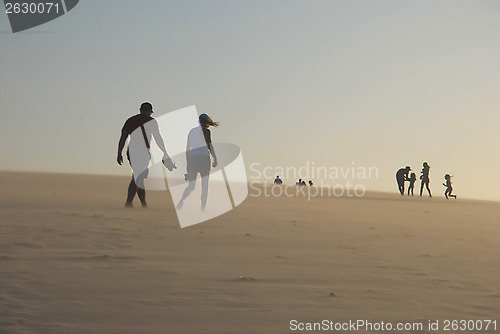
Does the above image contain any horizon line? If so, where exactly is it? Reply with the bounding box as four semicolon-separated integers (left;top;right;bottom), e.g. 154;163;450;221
1;169;498;204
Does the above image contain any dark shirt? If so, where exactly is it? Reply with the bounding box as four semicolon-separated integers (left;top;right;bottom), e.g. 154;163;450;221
396;168;409;180
122;114;154;135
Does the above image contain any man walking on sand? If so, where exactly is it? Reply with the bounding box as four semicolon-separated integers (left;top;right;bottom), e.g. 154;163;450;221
117;102;174;208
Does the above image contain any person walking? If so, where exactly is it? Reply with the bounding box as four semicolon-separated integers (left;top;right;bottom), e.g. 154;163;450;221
117;102;174;208
176;114;218;211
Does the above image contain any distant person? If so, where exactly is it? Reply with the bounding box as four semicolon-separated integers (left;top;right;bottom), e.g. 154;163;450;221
395;166;411;195
301;180;307;186
296;178;303;186
408;172;416;196
420;162;432;197
176;114;218;211
443;174;457;199
274;175;283;185
308;180;313;186
117;102;174;208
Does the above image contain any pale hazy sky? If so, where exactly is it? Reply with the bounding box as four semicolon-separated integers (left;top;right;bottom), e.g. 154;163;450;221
1;1;499;201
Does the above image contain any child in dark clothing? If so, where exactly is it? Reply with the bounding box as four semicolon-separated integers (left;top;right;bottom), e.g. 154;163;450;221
443;174;457;199
408;172;416;196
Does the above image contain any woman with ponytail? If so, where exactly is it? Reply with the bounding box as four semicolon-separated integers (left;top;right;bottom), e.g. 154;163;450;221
176;114;218;211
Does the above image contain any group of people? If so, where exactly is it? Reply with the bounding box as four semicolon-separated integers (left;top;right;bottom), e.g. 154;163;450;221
117;103;459;209
273;176;313;186
117;102;219;209
295;178;313;186
396;162;457;199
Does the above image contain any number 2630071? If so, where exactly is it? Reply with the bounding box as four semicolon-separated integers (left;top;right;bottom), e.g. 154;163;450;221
5;2;60;14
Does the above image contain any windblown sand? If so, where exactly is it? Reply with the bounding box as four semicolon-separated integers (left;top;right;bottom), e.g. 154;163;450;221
1;172;499;334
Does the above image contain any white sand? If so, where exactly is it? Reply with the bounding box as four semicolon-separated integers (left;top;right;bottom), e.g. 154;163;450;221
1;172;499;334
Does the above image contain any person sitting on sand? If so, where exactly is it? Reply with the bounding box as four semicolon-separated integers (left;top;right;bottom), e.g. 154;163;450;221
308;180;313;186
274;175;283;185
443;174;457;199
408;172;416;196
296;179;303;186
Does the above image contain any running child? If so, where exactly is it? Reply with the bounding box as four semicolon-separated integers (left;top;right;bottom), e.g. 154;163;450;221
442;174;457;199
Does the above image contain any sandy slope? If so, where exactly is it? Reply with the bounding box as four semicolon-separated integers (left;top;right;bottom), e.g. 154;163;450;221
0;172;499;334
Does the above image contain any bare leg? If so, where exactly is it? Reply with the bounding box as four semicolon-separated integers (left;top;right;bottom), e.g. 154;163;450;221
426;182;432;197
136;173;147;207
125;176;137;207
177;178;196;210
397;179;404;195
200;174;209;210
137;189;146;207
449;186;456;199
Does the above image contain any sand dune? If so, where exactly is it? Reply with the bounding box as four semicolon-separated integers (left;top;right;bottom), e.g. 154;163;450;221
1;172;499;334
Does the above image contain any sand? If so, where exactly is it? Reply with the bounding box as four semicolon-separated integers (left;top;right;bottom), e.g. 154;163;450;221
1;172;499;334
